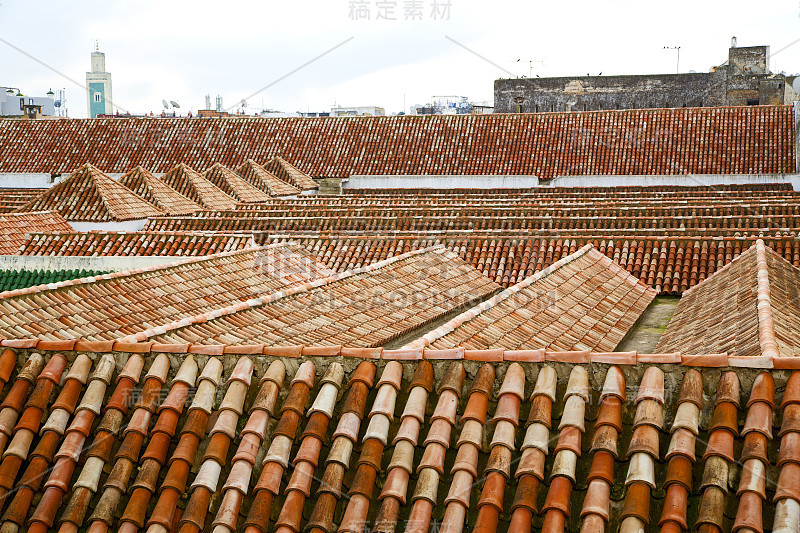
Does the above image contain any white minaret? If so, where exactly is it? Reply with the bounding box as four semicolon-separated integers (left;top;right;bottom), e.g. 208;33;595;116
86;42;113;118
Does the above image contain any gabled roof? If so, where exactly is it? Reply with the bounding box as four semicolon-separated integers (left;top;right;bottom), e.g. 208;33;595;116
405;244;656;351
202;163;273;202
266;155;318;190
657;239;800;360
118;166;203;215
0;106;793;178
0;243;335;341
235;159;301;197
123;246;500;346
260;234;800;295
18;231;257;256
18;163;163;222
158;163;237;210
0;211;73;255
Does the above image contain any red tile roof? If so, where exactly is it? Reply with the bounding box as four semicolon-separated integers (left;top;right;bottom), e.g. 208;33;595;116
0;346;794;533
0;243;335;341
407;244;656;351
0;189;44;214
0;106;793;178
260;234;800;295
19;164;163;222
122;246;501;347
234;159;301;197
0;211;72;255
117;166;203;215
266;155;319;190
158;164;237;210
17;231;257;256
656;240;800;360
202;163;274;202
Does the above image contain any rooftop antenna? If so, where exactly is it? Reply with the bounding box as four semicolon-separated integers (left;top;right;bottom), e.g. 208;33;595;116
162;99;169;109
170;100;180;109
513;58;544;77
663;46;681;73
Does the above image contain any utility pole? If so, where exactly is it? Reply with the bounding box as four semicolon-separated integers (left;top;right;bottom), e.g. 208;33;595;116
664;46;681;73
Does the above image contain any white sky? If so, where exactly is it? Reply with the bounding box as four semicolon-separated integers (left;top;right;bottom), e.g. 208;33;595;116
1;0;798;117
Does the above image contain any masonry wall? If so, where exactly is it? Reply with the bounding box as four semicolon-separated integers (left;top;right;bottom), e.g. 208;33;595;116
494;69;789;113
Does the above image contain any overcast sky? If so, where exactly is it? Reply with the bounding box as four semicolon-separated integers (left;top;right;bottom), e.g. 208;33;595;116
1;0;798;117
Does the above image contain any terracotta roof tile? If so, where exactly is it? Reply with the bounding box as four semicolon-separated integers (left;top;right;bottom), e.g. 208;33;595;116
0;345;795;532
0;107;793;178
18;231;257;256
158;163;237;210
265;156;318;190
235;159;302;197
0;210;72;255
657;240;800;358
19;163;163;222
260;233;800;295
203;162;275;202
135;247;501;347
0;243;336;341
117;165;203;215
0;189;43;214
406;244;655;351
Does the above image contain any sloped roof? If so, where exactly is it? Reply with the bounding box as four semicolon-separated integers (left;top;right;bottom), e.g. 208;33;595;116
158;163;237;210
0;211;73;255
18;163;163;222
260;234;800;295
0;243;335;341
202;163;273;202
122;247;501;346
657;240;800;360
0;189;43;214
18;231;257;256
118;166;203;215
0;106;792;178
235;159;301;197
266;155;318;190
0;268;110;291
0;346;794;533
406;244;656;351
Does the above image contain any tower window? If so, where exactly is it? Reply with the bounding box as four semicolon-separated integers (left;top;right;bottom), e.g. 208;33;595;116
747;98;759;105
94;93;101;102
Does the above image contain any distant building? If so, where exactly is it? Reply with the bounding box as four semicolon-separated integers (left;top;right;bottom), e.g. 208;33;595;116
0;87;56;118
410;96;491;115
86;49;113;118
330;105;385;117
495;43;799;113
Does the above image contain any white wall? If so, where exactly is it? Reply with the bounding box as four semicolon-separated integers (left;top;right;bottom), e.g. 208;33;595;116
68;220;149;232
344;175;540;189
0;255;182;273
0;173;54;189
547;173;798;190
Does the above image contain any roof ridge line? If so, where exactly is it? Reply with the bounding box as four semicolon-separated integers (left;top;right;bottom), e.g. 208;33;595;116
584;246;659;296
680;240;760;297
115;245;444;344
402;243;595;350
87;164;164;219
755;239;780;359
0;242;292;299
